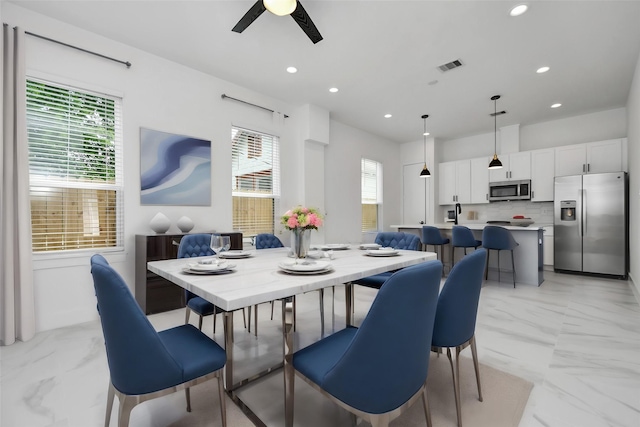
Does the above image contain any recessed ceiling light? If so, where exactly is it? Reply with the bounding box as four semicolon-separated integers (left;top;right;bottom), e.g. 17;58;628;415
384;114;392;118
423;132;430;136
329;87;339;93
510;4;528;17
286;66;297;73
428;80;439;86
537;66;550;73
551;103;562;108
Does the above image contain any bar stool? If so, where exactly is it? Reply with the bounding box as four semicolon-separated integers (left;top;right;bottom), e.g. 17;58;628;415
421;226;450;276
481;226;519;287
451;225;482;267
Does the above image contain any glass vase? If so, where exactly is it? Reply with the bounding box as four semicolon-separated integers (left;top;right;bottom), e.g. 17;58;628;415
291;228;312;259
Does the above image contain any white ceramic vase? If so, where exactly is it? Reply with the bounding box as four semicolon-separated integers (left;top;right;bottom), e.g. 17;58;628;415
149;212;171;234
177;216;195;233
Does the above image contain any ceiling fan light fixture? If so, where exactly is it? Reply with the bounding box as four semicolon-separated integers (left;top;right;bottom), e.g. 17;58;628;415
263;0;297;16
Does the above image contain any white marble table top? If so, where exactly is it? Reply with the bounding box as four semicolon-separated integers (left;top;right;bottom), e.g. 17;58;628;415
148;247;437;312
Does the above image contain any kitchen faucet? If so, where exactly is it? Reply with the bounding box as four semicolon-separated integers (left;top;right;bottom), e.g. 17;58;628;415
454;203;462;225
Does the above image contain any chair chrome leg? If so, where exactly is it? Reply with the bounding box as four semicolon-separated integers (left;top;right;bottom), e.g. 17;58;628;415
446;347;463;427
470;335;483;402
511;249;516;288
247;306;252;333
484;250;490;280
184;307;191;325
213;308;217;334
369;413;391;427
185;387;191;412
198;315;203;331
118;395;136;427
242;308;247;328
422;385;433;427
254;304;258;337
217;372;227;427
350;412;358;426
105;382;115;427
270;300;275;320
497;249;501;283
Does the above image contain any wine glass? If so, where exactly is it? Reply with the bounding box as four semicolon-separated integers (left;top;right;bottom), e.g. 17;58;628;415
210;235;231;261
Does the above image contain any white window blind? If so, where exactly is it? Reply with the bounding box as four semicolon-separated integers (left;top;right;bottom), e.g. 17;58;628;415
26;79;124;252
231;126;280;237
361;158;382;204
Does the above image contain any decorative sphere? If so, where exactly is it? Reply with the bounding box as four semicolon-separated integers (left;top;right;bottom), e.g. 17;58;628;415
177;216;195;233
149;212;171;234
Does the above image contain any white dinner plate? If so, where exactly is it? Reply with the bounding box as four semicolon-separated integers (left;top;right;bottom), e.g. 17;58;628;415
218;250;253;259
278;260;331;272
365;249;399;257
187;261;235;272
182;267;236;275
279;266;334;275
316;243;350;250
359;243;381;250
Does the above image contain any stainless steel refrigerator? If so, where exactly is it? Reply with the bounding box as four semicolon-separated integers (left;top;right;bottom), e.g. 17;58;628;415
554;172;628;278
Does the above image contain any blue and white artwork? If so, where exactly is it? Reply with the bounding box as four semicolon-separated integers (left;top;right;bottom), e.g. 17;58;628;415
140;128;211;206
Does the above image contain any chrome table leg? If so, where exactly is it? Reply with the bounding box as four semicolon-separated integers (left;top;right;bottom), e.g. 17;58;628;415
283;296;295;427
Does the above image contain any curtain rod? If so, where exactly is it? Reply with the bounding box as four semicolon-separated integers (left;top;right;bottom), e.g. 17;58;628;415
221;94;289;118
24;30;131;68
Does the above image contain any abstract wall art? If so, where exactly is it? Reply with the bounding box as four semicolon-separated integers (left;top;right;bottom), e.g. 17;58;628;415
140;128;211;206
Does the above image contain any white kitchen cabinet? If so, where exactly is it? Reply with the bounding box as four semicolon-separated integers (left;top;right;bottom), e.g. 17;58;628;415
470;157;490;204
555;139;625;176
530;148;555;202
489;152;531;182
438;160;470;205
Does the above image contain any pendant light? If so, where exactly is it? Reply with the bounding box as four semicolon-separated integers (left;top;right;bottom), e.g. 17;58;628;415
419;114;431;178
488;95;504;170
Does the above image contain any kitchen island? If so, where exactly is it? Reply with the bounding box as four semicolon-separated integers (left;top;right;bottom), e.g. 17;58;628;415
391;223;544;286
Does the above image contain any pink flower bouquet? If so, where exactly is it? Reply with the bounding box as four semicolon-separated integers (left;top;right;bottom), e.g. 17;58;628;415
281;206;323;231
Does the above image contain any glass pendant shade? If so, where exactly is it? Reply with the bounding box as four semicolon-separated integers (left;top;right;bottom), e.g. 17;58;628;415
264;0;297;16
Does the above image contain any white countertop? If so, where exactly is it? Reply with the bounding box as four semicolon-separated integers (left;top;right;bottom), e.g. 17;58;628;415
391;223;546;231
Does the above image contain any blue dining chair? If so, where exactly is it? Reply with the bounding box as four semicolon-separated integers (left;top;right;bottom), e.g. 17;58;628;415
451;225;482;267
431;248;487;427
422;226;450;276
352;231;422;290
482;226;519;287
178;233;247;334
290;259;443;427
90;255;227;427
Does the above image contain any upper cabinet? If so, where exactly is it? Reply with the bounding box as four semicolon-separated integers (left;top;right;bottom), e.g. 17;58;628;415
530;148;555;202
555;139;626;176
489;152;531;182
470;157;490;204
438;160;470;205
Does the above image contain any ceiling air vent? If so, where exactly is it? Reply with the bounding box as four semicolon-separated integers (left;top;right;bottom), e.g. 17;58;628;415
437;59;463;72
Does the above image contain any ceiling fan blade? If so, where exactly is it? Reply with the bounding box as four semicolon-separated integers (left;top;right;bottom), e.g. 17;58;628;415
290;1;323;44
232;0;267;33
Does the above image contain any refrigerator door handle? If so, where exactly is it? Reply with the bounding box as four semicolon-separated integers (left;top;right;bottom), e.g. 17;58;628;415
577;189;583;237
583;189;587;236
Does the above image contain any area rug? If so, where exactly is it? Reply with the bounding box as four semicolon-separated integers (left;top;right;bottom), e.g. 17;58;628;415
153;352;532;427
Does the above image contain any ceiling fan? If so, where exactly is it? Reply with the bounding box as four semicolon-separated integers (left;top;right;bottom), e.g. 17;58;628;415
232;0;323;44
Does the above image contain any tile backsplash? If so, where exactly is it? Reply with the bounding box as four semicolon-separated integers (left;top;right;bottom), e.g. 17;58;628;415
442;201;554;226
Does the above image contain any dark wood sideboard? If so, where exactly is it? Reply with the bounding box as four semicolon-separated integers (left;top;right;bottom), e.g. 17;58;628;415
135;231;243;314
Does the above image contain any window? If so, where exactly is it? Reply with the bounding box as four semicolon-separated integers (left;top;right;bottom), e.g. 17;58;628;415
231;126;280;238
26;79;123;252
361;158;382;232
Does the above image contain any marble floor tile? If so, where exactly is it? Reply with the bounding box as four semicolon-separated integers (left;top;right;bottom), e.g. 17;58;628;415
1;270;639;427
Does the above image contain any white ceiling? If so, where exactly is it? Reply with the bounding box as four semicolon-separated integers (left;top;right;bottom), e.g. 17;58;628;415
9;0;640;143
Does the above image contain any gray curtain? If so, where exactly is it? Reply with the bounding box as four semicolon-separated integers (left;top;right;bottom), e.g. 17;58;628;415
1;24;36;346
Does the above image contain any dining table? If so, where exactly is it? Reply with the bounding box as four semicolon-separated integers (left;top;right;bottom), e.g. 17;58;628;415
147;245;437;427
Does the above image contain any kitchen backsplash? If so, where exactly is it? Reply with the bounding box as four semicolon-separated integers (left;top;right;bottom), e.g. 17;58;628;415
443;201;554;226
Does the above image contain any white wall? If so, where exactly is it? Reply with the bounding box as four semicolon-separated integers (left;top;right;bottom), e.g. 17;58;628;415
5;3;399;332
324;121;401;244
626;54;640;294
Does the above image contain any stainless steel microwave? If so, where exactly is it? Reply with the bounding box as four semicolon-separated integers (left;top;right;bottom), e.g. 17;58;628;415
489;179;531;201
